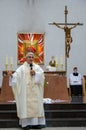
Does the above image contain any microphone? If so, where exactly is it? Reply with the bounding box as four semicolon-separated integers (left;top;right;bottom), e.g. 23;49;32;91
30;63;33;70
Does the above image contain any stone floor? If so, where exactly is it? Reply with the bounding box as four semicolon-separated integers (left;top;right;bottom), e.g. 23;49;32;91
0;127;86;130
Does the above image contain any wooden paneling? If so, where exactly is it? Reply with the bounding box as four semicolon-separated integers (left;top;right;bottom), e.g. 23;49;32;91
0;76;14;103
83;75;86;96
44;74;70;101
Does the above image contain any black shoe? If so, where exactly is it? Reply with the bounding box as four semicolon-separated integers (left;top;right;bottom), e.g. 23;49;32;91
31;125;46;129
31;125;40;129
38;125;46;129
22;126;30;130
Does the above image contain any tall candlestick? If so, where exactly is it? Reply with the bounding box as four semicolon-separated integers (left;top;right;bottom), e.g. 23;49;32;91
10;57;13;70
60;56;64;70
6;56;8;65
55;56;58;64
60;56;63;64
5;56;8;71
55;56;58;71
10;57;13;65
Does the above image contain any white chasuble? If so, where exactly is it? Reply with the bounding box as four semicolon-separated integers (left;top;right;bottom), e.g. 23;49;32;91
11;62;45;122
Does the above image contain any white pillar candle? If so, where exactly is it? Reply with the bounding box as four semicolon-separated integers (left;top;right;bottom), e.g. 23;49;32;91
55;56;58;64
60;56;63;64
6;56;8;64
10;57;13;64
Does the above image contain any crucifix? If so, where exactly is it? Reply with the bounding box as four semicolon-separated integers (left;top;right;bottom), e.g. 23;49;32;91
49;6;83;59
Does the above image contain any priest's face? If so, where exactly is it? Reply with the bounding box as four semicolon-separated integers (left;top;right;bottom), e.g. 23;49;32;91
26;54;34;64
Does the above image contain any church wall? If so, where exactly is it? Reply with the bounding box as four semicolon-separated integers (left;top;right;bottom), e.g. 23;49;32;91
0;0;86;87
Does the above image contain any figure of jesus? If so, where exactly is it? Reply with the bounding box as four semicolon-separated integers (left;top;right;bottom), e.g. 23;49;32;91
52;22;79;57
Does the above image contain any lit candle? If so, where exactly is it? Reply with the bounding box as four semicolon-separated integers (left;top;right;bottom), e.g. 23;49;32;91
6;56;8;65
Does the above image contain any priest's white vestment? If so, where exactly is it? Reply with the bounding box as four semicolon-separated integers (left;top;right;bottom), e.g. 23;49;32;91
10;62;45;127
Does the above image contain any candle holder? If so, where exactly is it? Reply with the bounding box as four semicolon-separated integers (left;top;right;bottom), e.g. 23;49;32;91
56;63;58;71
10;64;13;71
60;63;64;71
5;64;8;71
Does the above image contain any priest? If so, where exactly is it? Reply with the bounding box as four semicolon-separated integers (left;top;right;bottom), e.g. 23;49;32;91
8;49;46;130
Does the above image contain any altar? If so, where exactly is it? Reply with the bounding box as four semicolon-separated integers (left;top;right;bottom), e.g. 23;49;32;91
44;71;70;102
0;71;70;103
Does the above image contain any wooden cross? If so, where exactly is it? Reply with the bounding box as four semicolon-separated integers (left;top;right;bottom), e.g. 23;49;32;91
49;6;83;59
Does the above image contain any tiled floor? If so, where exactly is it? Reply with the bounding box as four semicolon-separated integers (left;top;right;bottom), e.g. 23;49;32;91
0;127;86;130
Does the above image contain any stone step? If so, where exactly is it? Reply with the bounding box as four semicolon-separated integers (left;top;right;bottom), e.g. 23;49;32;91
0;119;19;128
0;110;17;119
44;103;86;110
45;109;86;118
0;103;16;110
46;118;86;127
0;103;86;110
0;103;86;127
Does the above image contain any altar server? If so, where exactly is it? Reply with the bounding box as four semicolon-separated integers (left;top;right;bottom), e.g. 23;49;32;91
69;67;82;96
